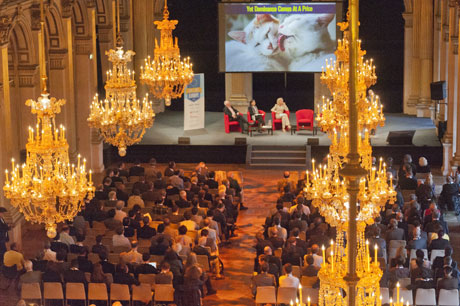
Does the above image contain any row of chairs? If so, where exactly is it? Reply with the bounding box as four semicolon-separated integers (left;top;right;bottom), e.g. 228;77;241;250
380;287;459;305
21;282;174;306
255;286;318;305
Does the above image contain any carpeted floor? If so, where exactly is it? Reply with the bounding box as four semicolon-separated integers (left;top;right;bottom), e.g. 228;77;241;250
141;111;441;147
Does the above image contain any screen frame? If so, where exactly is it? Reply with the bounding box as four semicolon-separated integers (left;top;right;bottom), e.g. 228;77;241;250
218;1;344;73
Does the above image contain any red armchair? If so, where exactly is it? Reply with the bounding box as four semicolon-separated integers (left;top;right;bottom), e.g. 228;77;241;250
296;109;314;132
247;110;266;126
271;110;290;130
224;114;242;133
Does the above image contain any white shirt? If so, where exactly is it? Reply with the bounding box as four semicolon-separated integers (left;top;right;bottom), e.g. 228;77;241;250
312;254;323;268
113;234;131;248
114;210;127;223
43;249;57;262
279;273;299;288
59;232;75;246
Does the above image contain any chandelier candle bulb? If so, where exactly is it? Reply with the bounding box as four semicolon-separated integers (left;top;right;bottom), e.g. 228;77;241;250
366;240;370;271
307;296;310;306
298;284;302;306
322;245;326;266
331;250;334;272
374;244;378;267
396;282;400;303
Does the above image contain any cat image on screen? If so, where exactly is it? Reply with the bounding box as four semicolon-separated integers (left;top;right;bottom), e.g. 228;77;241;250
225;14;287;71
277;14;336;71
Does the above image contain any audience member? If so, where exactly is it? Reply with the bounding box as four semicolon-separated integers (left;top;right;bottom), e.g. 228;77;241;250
112;227;131;249
3;242;25;271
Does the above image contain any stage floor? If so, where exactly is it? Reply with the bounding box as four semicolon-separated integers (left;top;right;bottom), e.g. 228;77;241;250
140;111;441;147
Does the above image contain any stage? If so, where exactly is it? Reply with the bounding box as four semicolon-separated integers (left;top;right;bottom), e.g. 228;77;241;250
102;111;443;167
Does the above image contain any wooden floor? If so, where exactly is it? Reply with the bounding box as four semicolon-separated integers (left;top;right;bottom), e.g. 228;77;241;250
1;165;460;306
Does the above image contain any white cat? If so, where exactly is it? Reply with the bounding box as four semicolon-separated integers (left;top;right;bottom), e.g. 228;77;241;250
225;14;287;71
278;14;336;71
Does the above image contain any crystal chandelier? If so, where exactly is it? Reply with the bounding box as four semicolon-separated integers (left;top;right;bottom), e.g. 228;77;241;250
88;0;155;157
3;1;94;238
304;12;395;306
140;0;194;106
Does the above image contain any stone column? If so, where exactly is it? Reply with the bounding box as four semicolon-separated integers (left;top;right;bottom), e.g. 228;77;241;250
402;9;414;115
439;0;449;122
433;1;442;83
416;0;434;118
225;73;252;113
407;0;421;115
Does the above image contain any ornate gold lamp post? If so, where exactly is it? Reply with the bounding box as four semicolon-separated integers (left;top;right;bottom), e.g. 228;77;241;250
140;0;194;106
88;0;155;157
3;1;94;238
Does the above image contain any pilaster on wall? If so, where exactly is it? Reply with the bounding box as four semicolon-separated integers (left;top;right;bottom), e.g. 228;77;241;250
313;73;330;114
402;11;414;115
225;73;252;113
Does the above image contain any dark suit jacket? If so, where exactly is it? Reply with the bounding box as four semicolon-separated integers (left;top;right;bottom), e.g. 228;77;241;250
438;277;459;290
114;272;140;287
164;168;175;177
251;272;276;295
155;272;173;284
135;263;158;275
385;228;405;243
77;256;93;273
425;220;449;235
175;199;191;208
63;269;87;284
398;177;418;190
129;166;145;177
154;179;167;189
100;260;115;275
407;237;427;250
138;226;156;239
269;237;284;250
0;217;10;243
223;106;241;120
301;265;319;277
281;246;302;266
42;270;62;283
205;179;219;189
428;238;451;252
91;244;108;255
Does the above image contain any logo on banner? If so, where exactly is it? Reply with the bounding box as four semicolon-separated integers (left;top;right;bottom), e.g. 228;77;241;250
185;75;202;102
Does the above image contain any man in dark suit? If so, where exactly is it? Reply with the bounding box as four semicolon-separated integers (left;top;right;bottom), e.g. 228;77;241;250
425;210;449;234
205;171;219;189
175;191;191;208
438;266;459;290
137;217;157;239
91;235;108;255
290;228;308;256
0;207;10;264
223;100;248;133
129;160;145;177
433;246;455;270
385;219;405;243
429;229;451;252
254;232;275;257
281;237;303;266
407;227;427;250
164;161;176;177
63;259;87;285
398;164;418;190
77;248;93;273
135;253;159;276
251;262;276;297
99;251;115;275
153;172;167;189
114;263;140;287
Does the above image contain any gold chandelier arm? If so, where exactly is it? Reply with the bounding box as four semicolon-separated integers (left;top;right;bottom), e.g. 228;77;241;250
163;0;169;20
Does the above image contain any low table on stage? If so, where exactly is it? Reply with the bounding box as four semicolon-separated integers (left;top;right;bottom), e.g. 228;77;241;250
290;125;318;135
249;125;273;137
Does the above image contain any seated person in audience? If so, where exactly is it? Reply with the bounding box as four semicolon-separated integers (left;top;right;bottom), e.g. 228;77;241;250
141;182;156;202
411;258;435;289
164;161;176;177
176;190;191;209
407;227;427;250
310;244;323;268
168;205;185;224
128;209;141;230
268;216;287;241
163;249;184;284
120;240;143;264
290;228;307;256
398;164;418;190
429;229;451;252
106;190;118;207
122;217;135;238
91;262;111;286
133;177;148;194
127;189;144;209
205;171;219;189
117;162;129;178
135;253;159;276
438;266;459;290
63;259;87;285
389;258;410;289
77;247;93;273
114;201;127;223
439;175;460;212
180;211;199;232
92;235;108;255
288;196;311;218
104;209;122;231
422;201;439;227
405;201;422;225
302;254;319;277
150;236;170;256
166;184;180;197
20;260;42;285
425;209;449;235
282;237;303;266
416;174;435;211
385;218;405;243
194;235;223;279
152;191;172;217
154;172;167;190
42;261;63;283
289;212;308;233
279;263;299;288
268;227;285;250
254;232;275;258
98;251;115;275
129;160;145;177
190;207;203;225
137;217;156;240
433;246;455;270
144;157;159;181
199;219;218;251
398;154;417;178
155;261;173;284
307;223;330;249
369;227;386;258
163;218;178;240
43;240;57;262
59;225;75;247
153;223;173;246
55;249;70;274
112;227;131;249
176;225;194;256
3;242;25;271
114;262;140;287
251;262;276;297
410;249;430;270
170;170;184;190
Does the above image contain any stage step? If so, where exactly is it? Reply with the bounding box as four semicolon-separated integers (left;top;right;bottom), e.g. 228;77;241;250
248;145;310;168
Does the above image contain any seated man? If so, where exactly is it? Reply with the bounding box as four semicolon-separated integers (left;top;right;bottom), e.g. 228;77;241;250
223;100;248;133
120;240;143;264
63;259;87;285
112;227;131;249
251;262;276;297
135;253;159;276
279;263;299;288
155;262;173;284
20;260;42;285
193;234;223;279
438;266;459;290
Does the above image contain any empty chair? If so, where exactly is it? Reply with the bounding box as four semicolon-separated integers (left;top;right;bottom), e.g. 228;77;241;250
108;253;120;264
291;265;301;279
409;249;428;260
380;288;390;305
65;282;86;306
438;289;459;305
302;287;319;304
301;276;318;288
392;288;413;305
196;254;210;271
296;109;314;132
44;282;64;306
255;286;276;305
415;288;436;305
139;273;156;290
133;284;152;304
277;287;297;305
88;283;109;305
21;282;42;305
154;284;175;303
430;249;445;264
110;283;131;304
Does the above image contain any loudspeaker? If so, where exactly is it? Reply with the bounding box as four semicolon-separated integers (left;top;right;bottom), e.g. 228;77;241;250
178;137;190;145
386;130;415;145
430;81;447;100
307;138;319;146
234;137;247;145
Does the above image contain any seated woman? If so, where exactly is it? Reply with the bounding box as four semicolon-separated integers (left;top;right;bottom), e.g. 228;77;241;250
271;97;290;132
248;99;265;132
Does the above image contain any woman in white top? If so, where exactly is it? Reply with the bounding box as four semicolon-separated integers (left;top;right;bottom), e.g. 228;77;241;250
271;97;290;132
